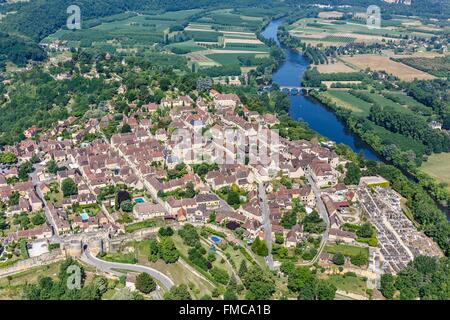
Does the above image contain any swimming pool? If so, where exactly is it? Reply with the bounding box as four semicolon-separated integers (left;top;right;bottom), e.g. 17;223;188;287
134;197;145;203
211;235;221;244
80;212;89;221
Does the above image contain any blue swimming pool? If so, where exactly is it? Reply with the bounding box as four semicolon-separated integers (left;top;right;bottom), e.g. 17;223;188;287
134;197;145;203
211;236;221;244
80;212;89;221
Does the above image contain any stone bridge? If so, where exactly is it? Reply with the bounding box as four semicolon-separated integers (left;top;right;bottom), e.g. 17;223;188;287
261;85;313;96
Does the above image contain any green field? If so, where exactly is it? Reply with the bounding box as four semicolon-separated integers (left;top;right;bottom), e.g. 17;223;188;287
326;274;368;296
420;153;450;191
165;40;205;53
322;90;373;116
324;243;369;260
206;52;269;66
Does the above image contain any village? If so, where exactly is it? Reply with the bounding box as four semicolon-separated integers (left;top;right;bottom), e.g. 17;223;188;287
0;88;443;296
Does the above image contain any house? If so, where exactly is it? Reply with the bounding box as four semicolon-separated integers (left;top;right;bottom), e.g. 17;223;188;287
328;228;356;243
213;93;241;108
195;193;220;210
12;224;52;241
309;160;337;187
23;126;41;138
133;203;165;220
298;187;315;207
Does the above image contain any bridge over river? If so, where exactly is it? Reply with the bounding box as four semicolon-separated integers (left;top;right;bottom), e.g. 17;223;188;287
261;85;314;96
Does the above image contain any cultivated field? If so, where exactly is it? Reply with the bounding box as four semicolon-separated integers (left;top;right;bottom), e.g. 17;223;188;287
318;11;344;19
316;61;356;73
340;54;435;81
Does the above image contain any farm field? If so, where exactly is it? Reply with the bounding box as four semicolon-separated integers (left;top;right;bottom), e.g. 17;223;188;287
316;61;356;73
394;56;450;78
339;54;435;81
420;153;450;191
288;16;439;48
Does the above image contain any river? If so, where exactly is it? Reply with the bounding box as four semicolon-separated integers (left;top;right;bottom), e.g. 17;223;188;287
260;19;381;161
261;19;450;218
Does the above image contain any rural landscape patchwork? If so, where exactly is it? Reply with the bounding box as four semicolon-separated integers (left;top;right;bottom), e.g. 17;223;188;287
0;0;449;304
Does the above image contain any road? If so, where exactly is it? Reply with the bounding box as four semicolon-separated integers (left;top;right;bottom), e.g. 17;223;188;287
299;172;330;266
30;164;61;242
258;182;274;270
81;247;174;292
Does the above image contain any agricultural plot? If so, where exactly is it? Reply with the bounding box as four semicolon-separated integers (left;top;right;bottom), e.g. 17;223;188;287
289;17;435;47
395;56;450;78
316;61;356;73
321;90;373;116
206;52;269;66
340;54;435;81
195;10;264;31
44;11;199;48
165;40;205;53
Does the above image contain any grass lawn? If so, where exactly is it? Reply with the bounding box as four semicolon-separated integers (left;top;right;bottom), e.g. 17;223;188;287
326;274;368;296
420;153;450;191
124;218;164;233
135;240;215;298
324;243;368;260
0;261;62;299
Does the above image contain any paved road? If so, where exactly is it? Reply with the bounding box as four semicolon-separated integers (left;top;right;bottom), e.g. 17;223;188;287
258;182;274;270
299;172;330;266
30;164;61;242
81;248;174;291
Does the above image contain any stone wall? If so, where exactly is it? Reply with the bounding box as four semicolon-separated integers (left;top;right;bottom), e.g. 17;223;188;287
0;250;65;278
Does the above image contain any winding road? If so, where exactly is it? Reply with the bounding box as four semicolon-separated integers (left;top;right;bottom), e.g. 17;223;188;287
81;247;174;291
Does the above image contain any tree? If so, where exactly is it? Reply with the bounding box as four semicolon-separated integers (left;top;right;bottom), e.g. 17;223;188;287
120;200;134;212
281;210;297;229
275;232;284;244
350;253;368;267
332;252;345;266
178;224;199;247
226;190;240;206
120;123;131;133
18;161;33;181
380;274;396;299
238;260;248;277
164;284;192;300
0;152;17;164
148;239;159;262
47;160;58;175
344;162;361;185
210;267;229;285
159;237;179;264
135;273;156;294
251;237;268;257
8;191;20;206
61;178;77;197
316;281;336;300
158;226;174;237
31;213;46;226
242;265;275;300
356;223;374;238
